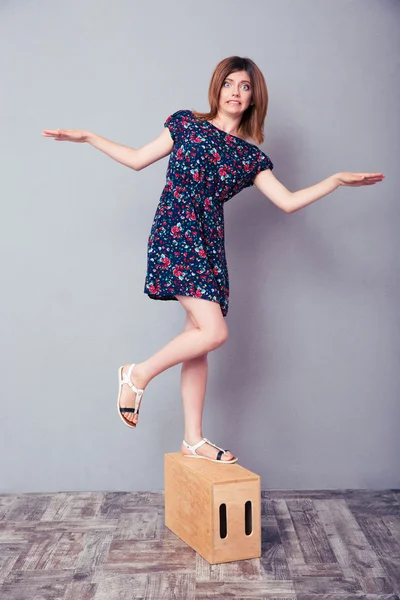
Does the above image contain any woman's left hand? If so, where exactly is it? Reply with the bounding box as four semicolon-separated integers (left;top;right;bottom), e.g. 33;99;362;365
336;172;385;187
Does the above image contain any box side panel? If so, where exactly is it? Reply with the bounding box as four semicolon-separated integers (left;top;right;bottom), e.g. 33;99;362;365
212;477;261;563
165;454;212;561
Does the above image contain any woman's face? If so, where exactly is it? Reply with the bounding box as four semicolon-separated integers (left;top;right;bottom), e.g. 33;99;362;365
218;70;253;115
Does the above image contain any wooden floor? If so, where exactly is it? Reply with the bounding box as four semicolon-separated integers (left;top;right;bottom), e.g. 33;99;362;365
0;489;399;599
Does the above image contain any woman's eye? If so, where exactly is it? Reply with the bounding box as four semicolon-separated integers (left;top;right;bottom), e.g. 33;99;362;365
224;81;250;91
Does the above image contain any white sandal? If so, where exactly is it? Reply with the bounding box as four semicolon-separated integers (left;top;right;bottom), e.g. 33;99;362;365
117;364;145;429
182;437;238;464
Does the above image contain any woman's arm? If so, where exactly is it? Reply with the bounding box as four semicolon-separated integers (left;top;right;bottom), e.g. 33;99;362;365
86;128;173;170
42;127;174;171
287;174;341;213
254;170;384;214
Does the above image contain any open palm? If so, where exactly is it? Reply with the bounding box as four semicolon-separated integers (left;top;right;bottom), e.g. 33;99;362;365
42;129;88;143
338;172;385;187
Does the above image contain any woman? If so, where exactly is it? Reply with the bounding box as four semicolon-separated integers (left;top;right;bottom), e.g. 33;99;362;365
42;56;384;464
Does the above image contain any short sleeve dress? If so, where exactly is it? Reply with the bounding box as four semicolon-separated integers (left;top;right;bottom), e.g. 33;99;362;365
143;109;274;317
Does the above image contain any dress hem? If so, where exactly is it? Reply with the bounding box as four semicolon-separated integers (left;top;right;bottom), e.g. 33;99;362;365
144;290;227;317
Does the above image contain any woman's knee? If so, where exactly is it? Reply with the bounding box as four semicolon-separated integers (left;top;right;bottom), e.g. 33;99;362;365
207;322;228;349
177;295;228;349
185;316;228;350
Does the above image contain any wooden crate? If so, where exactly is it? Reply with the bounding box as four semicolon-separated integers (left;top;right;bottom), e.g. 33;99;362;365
164;452;261;564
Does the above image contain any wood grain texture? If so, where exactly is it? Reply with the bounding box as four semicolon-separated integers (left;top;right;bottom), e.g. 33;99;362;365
0;489;398;599
164;452;261;564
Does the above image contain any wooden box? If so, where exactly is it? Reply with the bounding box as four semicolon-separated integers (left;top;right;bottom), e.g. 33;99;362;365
164;452;261;564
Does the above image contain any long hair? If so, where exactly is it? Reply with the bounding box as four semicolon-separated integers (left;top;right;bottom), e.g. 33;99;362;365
191;56;269;144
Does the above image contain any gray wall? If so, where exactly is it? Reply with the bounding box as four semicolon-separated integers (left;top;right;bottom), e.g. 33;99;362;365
1;0;398;493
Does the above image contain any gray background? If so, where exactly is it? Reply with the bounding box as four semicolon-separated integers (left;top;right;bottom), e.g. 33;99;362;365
1;0;398;493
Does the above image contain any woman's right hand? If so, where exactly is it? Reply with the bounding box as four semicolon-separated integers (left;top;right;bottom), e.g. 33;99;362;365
42;129;89;143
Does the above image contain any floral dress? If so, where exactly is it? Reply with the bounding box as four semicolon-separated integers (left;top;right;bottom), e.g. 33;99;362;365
143;109;274;317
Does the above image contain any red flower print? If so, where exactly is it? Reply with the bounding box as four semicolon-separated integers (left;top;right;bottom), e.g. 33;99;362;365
171;224;182;237
218;167;227;178
189;211;196;221
173;267;184;277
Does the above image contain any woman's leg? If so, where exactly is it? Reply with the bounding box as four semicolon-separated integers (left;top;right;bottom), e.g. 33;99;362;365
119;295;228;426
181;312;208;442
180;311;234;461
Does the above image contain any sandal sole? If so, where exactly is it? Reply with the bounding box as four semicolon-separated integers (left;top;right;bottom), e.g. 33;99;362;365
117;366;137;429
183;455;238;464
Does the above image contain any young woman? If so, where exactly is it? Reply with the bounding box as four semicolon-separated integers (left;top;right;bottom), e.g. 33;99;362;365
42;56;384;465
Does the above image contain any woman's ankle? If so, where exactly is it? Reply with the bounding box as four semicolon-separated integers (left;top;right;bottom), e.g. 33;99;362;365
130;362;151;389
184;433;203;443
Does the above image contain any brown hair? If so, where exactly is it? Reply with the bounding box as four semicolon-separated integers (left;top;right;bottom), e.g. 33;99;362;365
191;56;269;145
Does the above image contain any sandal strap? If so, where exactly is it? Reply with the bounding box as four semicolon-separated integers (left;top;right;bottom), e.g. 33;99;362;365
127;363;136;382
203;438;226;453
182;438;207;452
182;438;230;460
120;364;144;394
120;407;139;415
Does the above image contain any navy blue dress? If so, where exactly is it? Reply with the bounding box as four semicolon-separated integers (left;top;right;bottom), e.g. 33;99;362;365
143;109;274;317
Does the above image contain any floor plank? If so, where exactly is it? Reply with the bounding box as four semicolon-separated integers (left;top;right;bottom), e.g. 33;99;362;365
0;490;398;600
